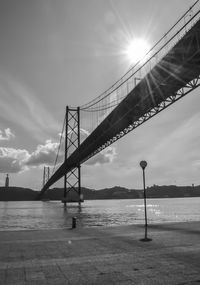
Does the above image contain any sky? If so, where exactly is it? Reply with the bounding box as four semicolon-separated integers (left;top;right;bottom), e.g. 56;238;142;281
0;0;200;190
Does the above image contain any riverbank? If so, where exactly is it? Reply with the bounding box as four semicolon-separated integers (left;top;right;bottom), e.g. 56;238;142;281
0;221;200;284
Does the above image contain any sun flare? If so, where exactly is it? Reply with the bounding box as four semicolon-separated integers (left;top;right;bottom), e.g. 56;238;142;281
125;38;150;64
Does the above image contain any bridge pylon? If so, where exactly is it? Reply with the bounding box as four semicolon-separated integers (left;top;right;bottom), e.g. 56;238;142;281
62;106;82;206
43;166;50;187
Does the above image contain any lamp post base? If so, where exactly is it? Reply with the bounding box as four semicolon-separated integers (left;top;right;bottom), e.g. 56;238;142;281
140;237;152;242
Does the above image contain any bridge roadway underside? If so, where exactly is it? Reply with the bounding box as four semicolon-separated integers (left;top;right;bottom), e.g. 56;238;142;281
40;18;200;196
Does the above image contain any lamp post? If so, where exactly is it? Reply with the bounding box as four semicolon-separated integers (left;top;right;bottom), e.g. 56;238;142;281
140;160;152;242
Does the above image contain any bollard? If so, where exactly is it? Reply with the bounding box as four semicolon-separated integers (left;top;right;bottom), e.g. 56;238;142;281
72;217;77;229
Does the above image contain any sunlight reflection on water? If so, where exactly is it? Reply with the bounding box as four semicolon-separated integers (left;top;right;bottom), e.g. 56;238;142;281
0;197;199;231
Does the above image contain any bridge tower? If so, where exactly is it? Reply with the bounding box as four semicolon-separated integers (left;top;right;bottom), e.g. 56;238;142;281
62;106;82;206
43;166;50;187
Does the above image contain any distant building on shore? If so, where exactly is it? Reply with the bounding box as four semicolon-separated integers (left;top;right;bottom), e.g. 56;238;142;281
5;174;9;188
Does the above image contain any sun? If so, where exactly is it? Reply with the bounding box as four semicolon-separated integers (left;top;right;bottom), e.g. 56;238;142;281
125;38;150;64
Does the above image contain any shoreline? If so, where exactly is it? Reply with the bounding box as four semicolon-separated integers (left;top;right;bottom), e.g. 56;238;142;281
0;219;200;232
1;195;200;201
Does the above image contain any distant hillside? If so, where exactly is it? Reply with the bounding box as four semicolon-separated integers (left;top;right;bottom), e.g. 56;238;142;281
145;185;200;198
47;185;200;200
42;186;140;201
0;185;200;201
0;187;37;201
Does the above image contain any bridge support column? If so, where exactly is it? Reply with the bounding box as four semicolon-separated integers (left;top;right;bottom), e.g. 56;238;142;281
63;106;82;206
43;166;50;187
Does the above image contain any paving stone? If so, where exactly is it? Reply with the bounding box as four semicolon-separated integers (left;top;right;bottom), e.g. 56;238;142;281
47;277;70;285
25;268;46;282
42;265;63;279
0;222;200;284
6;282;26;285
24;281;48;285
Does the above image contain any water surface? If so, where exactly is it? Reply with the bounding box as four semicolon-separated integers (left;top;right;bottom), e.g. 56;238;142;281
0;197;199;231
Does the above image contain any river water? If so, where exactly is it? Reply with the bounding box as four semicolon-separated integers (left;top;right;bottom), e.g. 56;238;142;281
0;197;199;231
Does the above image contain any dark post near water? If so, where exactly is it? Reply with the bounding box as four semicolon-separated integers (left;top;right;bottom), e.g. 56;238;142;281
140;160;152;242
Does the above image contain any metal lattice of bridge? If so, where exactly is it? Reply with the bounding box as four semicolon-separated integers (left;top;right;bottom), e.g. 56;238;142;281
39;1;200;199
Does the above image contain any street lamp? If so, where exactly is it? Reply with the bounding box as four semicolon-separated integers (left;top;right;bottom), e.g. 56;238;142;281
140;160;152;242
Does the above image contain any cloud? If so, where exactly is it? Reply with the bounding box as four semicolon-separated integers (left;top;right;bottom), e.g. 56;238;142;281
0;128;15;141
25;139;62;167
0;126;117;175
75;128;117;166
80;128;90;138
26;128;117;168
25;127;98;168
85;146;117;166
0;137;62;173
0;147;29;173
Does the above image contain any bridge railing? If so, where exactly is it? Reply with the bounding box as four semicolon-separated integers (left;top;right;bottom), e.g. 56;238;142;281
80;0;200;141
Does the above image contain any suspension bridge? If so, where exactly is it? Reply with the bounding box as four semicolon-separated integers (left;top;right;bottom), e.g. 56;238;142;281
39;1;200;201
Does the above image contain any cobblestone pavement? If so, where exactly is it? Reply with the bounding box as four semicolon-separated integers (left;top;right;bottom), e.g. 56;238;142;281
0;222;200;284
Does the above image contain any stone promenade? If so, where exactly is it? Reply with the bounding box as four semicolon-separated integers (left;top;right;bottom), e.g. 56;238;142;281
0;221;200;284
